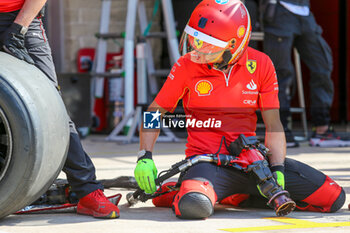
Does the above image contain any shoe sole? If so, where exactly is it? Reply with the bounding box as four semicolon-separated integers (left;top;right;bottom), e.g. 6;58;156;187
309;138;350;147
77;206;120;219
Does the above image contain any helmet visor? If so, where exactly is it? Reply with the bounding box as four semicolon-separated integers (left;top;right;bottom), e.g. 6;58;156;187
179;25;228;64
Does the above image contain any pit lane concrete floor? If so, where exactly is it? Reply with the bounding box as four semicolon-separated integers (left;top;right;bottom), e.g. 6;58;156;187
1;135;350;233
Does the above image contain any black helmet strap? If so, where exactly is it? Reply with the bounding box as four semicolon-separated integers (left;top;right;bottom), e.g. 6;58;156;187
214;50;232;71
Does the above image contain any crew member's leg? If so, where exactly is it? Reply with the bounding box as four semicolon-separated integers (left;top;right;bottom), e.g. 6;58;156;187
27;17;120;218
171;162;253;219
284;158;344;212
294;13;333;128
263;5;299;131
227;158;345;212
25;16;104;199
153;158;344;217
264;33;294;130
0;11;119;218
153;156;295;218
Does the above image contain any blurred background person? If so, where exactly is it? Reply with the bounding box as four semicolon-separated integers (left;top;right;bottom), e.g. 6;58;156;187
260;0;350;148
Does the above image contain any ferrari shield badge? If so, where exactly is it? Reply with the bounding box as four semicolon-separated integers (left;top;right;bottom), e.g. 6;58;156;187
246;60;257;74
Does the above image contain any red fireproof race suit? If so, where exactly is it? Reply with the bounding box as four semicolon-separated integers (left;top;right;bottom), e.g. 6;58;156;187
155;47;279;157
152;47;344;213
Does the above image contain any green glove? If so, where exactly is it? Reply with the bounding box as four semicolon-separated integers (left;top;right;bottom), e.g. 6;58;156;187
257;185;267;198
270;165;285;189
134;155;158;194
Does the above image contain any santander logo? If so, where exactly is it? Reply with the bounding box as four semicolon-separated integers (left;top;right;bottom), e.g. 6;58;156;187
246;79;257;90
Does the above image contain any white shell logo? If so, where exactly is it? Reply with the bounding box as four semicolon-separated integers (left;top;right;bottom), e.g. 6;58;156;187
215;0;229;4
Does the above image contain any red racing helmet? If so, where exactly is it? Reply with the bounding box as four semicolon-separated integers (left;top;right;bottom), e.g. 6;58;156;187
179;0;251;68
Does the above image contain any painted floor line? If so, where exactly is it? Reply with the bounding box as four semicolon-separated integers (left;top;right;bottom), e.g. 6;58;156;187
220;217;350;232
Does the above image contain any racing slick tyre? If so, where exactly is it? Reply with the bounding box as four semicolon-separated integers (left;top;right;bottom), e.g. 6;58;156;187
0;52;70;219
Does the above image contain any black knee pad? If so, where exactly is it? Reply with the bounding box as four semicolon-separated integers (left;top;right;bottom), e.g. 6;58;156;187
172;179;216;219
330;188;346;213
175;192;214;219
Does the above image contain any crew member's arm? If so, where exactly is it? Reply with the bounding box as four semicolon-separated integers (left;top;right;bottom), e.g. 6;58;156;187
261;109;286;188
258;53;285;187
15;0;47;27
135;58;186;194
134;101;168;194
261;109;286;165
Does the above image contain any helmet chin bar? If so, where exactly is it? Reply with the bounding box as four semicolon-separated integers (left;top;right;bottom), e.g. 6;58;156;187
214;50;232;71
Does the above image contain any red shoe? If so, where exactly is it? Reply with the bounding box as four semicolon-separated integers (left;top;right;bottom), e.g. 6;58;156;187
77;189;120;219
